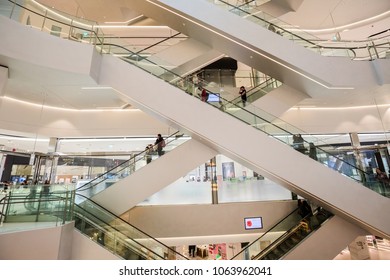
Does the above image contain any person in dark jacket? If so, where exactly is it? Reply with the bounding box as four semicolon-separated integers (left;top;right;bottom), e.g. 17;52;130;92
154;134;165;157
238;86;247;107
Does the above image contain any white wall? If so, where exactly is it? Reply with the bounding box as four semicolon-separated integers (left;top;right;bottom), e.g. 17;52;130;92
0;97;169;137
123;200;297;243
71;230;120;260
0;222;74;260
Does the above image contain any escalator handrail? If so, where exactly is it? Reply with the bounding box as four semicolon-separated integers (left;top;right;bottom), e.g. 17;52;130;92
105;43;370;178
255;208;332;260
75;193;189;260
230;207;300;260
7;0;104;45
231;207;331;260
134;32;185;55
76;130;182;192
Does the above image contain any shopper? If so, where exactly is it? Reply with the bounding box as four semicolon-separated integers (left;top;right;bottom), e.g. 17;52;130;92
199;87;208;102
144;144;153;164
154;134;166;157
238;86;247;107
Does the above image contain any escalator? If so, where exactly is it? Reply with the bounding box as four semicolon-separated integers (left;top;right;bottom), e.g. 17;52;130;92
84;138;218;215
2;0;390;241
129;0;389;95
96;52;390;238
231;207;334;260
75;131;186;202
74;194;188;260
1;187;188;260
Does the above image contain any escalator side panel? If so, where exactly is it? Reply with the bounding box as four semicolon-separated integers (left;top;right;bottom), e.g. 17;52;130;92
98;53;390;238
283;215;368;260
91;139;218;215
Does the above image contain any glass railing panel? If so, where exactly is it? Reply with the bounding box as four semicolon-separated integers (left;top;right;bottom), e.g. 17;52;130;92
257;208;334;260
231;208;303;260
98;33;188;59
194;68;274;90
6;0;104;44
198;75;281;106
120;49;387;197
206;0;385;60
75;131;188;200
2;185;74;224
74;195;188;260
231;207;333;260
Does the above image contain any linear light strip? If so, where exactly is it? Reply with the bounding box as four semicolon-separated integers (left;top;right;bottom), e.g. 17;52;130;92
2;96;138;112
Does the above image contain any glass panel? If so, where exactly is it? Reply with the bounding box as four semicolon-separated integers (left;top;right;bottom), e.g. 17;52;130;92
206;0;389;60
75;131;187;202
74;195;188;260
2;185;74;224
232;207;333;260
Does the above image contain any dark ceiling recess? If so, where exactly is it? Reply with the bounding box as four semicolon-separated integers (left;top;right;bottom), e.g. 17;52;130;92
203;57;238;70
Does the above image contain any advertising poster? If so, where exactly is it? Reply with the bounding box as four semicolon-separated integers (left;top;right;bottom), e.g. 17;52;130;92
222;162;235;180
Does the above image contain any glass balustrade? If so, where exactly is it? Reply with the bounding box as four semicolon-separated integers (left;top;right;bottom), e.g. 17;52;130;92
231;207;333;260
75;131;186;202
0;188;187;260
118;49;389;197
4;0;187;57
74;194;188;260
1;185;75;225
207;0;390;60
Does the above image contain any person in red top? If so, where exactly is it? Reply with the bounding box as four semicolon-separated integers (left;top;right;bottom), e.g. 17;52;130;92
199;87;208;102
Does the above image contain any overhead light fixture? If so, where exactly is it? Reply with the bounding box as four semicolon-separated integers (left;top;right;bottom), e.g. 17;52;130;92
81;86;113;90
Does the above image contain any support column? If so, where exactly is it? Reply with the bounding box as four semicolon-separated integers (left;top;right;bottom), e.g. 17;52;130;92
45;137;59;183
349;132;367;183
0;66;9;109
0;66;8;96
0;153;6;182
210;156;218;204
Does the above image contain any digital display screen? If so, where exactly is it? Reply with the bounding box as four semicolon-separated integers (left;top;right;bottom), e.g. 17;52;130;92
244;217;263;230
208;93;220;102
